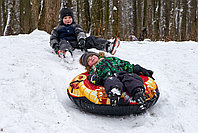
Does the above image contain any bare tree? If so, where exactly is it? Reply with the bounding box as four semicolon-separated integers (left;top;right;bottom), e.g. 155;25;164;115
112;0;119;37
181;0;187;41
91;0;103;37
62;0;73;8
104;0;110;39
147;0;152;40
152;0;160;41
76;0;90;33
0;0;2;35
38;0;61;34
168;0;176;41
189;0;198;41
32;0;41;30
4;0;12;35
1;0;7;35
164;0;170;41
20;0;33;34
196;0;198;41
137;0;142;38
132;0;138;38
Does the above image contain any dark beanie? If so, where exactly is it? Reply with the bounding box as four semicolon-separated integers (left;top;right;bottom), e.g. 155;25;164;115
60;7;74;19
79;52;99;67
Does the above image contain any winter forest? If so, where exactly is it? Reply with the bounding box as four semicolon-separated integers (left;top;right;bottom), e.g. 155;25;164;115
0;0;198;41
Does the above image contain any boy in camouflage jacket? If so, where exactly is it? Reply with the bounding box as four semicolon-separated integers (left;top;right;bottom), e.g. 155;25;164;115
79;52;154;108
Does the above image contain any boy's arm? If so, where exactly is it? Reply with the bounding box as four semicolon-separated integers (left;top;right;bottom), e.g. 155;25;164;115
123;61;134;73
50;27;59;49
113;57;134;73
72;24;86;42
117;57;154;79
133;64;154;79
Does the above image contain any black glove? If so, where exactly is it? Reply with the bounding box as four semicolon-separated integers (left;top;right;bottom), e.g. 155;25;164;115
133;64;154;79
78;38;86;49
87;73;100;85
53;44;59;54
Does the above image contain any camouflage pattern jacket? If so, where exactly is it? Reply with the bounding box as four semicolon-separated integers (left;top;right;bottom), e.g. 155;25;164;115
88;56;134;85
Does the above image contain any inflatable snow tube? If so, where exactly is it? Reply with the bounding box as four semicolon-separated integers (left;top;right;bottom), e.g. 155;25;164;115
67;72;160;115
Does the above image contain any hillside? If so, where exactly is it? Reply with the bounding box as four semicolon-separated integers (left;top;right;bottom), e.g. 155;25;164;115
0;30;198;133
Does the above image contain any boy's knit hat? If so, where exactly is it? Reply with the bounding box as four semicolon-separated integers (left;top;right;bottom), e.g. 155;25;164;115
79;52;99;67
60;7;74;19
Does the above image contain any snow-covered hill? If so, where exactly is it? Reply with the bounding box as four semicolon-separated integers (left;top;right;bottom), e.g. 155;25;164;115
0;30;198;133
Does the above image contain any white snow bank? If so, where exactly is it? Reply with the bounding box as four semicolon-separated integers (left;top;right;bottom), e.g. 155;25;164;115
0;30;198;133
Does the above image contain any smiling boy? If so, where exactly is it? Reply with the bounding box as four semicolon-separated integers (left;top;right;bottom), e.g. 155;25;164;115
79;52;154;108
50;7;120;58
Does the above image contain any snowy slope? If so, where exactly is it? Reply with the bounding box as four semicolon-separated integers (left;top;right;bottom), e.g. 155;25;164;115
0;30;198;133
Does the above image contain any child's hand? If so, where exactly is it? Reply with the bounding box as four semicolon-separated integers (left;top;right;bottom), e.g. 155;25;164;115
87;73;100;85
54;45;59;54
78;38;86;49
133;64;154;79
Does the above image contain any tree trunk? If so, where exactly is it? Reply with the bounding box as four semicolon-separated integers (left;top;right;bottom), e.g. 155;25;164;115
0;0;2;35
112;0;119;37
169;0;176;41
83;0;90;33
2;0;8;35
4;0;12;35
32;0;41;30
143;0;147;27
63;0;72;8
180;0;187;41
153;0;160;41
132;0;137;38
137;0;142;38
38;0;60;34
77;0;90;33
76;0;80;24
91;0;103;37
157;0;161;40
104;0;110;39
164;0;170;41
147;0;152;40
189;0;197;41
196;0;198;41
20;0;33;34
175;0;180;41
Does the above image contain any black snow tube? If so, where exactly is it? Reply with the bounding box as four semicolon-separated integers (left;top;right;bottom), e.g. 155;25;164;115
67;72;160;115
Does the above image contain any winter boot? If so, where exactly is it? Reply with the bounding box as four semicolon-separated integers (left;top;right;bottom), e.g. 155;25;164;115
107;37;120;55
57;50;66;58
107;86;122;106
57;50;73;60
133;88;146;110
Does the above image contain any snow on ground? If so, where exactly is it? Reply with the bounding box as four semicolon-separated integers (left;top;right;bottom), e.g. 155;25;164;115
0;30;198;133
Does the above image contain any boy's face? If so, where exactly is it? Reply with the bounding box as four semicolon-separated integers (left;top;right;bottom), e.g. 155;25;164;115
87;55;99;67
63;16;73;25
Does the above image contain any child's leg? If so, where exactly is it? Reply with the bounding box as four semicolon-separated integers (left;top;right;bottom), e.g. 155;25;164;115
85;36;120;55
59;40;73;51
117;71;144;97
85;36;110;51
118;71;147;110
104;77;123;95
104;77;123;106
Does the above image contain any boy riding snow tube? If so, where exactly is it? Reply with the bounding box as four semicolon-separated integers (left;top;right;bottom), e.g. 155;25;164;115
67;52;160;115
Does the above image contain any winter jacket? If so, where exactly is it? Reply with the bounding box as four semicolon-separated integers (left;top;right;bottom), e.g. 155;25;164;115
88;56;134;85
50;23;86;49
